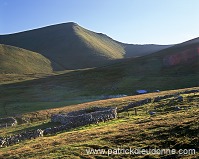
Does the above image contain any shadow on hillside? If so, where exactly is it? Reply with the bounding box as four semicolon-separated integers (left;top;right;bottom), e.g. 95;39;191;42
12;121;62;134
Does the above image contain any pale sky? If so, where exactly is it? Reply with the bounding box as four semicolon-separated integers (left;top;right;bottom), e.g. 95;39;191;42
1;0;199;44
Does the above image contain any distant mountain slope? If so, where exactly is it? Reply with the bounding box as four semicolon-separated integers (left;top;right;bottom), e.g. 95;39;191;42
0;22;170;71
59;37;198;95
120;38;199;75
123;43;171;58
161;38;199;72
176;37;199;46
0;38;198;113
0;44;52;74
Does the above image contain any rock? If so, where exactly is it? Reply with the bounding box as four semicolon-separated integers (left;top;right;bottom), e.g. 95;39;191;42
153;94;174;102
149;111;156;115
174;106;181;111
0;138;6;147
175;96;183;102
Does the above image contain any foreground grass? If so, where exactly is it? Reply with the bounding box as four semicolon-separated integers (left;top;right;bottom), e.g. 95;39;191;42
0;92;198;159
0;108;198;159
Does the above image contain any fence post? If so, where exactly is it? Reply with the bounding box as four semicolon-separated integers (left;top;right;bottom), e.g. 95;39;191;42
134;108;137;115
127;110;129;117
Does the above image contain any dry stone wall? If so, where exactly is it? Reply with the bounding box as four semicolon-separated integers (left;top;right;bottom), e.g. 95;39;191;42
0;129;43;147
0;107;117;147
51;107;117;127
0;117;17;128
121;88;199;112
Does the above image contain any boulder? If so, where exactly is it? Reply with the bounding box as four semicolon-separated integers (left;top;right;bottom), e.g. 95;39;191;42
149;111;156;115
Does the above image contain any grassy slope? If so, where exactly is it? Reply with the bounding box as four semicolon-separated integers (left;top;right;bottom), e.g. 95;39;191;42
0;44;53;74
0;22;170;71
0;23;124;70
123;43;172;58
0;89;198;159
0;39;198;117
74;26;125;59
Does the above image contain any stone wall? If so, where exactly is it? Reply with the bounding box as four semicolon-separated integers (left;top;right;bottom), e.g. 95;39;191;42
0;129;43;147
51;107;117;127
0;117;17;128
121;98;152;111
0;107;117;147
121;88;199;112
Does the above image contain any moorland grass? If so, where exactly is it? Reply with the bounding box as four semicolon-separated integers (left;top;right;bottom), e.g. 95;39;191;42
0;92;198;159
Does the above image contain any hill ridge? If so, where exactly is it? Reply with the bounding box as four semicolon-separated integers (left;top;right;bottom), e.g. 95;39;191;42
0;22;171;71
0;22;78;36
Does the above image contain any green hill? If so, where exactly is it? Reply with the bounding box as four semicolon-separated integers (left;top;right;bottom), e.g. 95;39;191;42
0;44;52;74
0;22;170;71
0;37;198;116
86;37;199;92
118;38;199;75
